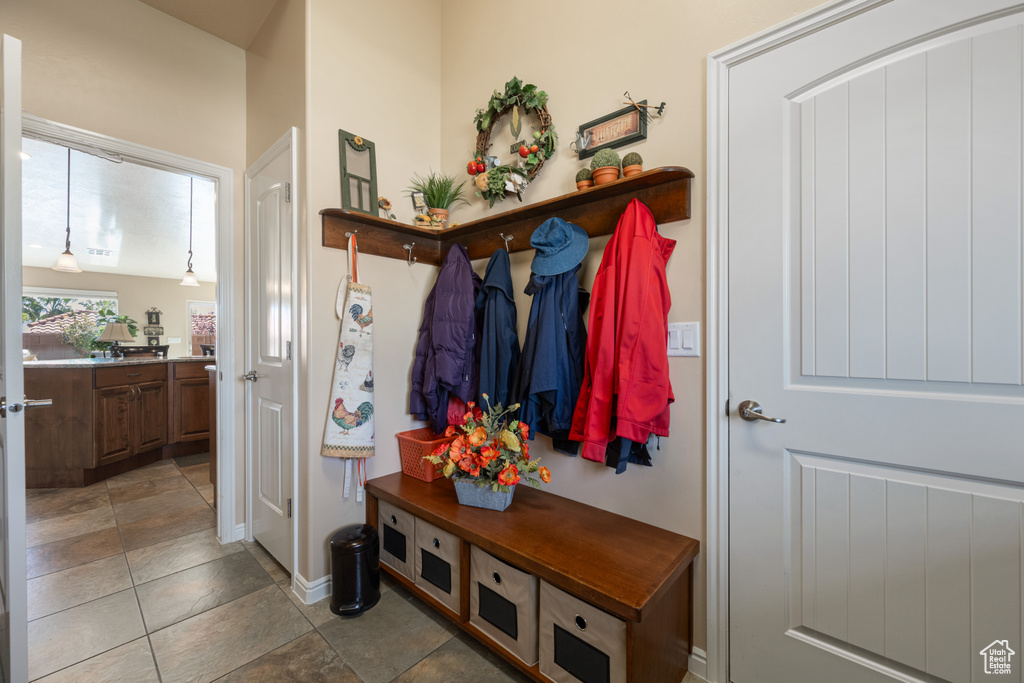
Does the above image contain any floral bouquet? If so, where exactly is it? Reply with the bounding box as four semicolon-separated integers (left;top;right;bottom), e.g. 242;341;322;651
424;396;550;493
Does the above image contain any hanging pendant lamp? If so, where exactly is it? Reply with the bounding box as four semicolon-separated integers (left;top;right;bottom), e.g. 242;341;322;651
52;148;82;273
180;177;199;286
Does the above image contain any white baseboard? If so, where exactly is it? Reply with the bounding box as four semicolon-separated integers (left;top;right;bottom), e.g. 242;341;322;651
688;647;708;680
295;572;331;605
232;522;246;542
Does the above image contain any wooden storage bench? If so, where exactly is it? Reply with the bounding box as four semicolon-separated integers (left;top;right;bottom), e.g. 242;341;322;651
365;472;699;683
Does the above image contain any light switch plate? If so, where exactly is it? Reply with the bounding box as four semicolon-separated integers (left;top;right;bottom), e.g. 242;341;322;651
667;322;699;357
168;336;182;344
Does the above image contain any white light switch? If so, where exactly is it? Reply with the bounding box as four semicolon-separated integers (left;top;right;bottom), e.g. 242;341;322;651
168;337;181;344
667;322;699;357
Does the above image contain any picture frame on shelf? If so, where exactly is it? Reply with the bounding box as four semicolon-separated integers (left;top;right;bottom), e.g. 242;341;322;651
576;101;648;159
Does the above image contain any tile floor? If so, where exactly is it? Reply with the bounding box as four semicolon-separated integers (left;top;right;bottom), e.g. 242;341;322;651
26;456;706;683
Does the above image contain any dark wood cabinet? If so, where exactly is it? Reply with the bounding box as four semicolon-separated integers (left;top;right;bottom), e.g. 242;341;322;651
25;360;206;487
93;379;167;467
171;362;211;443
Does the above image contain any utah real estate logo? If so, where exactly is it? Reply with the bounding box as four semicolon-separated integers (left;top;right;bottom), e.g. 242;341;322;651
980;640;1015;675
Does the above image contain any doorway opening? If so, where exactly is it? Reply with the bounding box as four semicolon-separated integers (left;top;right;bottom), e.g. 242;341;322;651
19;113;238;537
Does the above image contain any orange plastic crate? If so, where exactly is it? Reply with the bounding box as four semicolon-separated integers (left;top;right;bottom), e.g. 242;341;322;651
396;428;451;482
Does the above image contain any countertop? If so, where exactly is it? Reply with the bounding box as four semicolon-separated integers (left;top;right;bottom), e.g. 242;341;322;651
25;357;214;369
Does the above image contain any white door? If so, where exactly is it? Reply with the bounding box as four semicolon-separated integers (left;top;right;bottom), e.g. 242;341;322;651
0;34;27;683
245;130;296;574
729;2;1024;682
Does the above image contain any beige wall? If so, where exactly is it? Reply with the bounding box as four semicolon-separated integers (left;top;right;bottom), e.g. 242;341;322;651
246;0;306;165
301;0;443;582
23;267;215;358
3;0;248;522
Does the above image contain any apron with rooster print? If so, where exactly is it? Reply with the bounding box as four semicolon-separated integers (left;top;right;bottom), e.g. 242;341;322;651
321;242;374;459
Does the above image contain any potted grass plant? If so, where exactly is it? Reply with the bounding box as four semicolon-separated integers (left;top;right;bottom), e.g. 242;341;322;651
408;171;468;229
622;152;643;177
589;148;621;185
575;168;593;191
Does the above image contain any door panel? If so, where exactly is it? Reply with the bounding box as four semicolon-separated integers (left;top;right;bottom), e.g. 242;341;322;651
729;4;1024;682
174;378;210;441
94;386;131;466
135;381;167;453
246;131;294;573
0;33;27;683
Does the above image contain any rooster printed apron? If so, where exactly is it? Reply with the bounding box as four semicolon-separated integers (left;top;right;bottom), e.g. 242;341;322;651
321;235;374;460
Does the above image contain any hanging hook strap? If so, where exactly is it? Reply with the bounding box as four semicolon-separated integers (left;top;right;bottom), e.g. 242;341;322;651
347;233;359;284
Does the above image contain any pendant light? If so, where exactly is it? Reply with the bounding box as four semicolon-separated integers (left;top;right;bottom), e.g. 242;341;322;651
52;148;82;273
180;177;199;286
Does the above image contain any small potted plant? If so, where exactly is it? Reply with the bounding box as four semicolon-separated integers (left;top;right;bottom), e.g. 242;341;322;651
622;152;643;177
424;397;551;511
590;148;621;185
575;168;593;191
407;171;468;229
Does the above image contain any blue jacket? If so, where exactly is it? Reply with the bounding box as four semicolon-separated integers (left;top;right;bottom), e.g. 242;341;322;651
477;250;520;410
410;245;482;433
513;264;589;455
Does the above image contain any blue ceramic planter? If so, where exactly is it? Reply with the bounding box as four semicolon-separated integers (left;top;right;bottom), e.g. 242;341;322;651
454;479;516;511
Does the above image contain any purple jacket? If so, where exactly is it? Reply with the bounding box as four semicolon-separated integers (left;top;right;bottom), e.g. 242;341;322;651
410;244;482;433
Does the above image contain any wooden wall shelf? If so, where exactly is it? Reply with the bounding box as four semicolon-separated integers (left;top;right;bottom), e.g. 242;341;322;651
321;166;693;266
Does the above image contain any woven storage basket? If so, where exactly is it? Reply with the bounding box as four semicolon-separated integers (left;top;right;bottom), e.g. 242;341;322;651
396;428;451;482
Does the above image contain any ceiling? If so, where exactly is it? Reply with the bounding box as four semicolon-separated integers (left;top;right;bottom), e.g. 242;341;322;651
136;0;279;49
22;138;217;282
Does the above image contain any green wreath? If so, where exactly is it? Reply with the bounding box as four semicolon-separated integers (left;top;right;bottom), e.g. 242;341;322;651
468;76;557;208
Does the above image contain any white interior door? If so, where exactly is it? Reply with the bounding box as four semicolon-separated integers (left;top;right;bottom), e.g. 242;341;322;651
729;2;1024;682
245;130;296;574
0;33;27;683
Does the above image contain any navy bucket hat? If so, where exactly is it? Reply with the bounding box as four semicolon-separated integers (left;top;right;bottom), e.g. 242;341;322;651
530;217;589;276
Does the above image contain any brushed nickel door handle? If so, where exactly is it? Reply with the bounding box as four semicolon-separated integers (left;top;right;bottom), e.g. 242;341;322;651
737;400;786;424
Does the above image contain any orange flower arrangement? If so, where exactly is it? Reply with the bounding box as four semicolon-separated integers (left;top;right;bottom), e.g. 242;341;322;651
425;396;550;493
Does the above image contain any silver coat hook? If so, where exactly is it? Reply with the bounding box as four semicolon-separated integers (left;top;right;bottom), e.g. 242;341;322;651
345;230;358;253
403;243;417;266
499;233;513;252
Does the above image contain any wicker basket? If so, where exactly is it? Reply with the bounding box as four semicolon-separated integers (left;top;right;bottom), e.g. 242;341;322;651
396;428;451;482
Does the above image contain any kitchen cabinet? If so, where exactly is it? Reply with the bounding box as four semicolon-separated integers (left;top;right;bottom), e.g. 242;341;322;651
171;361;211;442
25;359;207;487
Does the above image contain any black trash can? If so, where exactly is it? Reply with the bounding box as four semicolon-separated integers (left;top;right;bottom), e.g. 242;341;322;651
329;523;381;616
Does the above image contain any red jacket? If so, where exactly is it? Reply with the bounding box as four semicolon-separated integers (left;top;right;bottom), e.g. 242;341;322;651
570;199;675;462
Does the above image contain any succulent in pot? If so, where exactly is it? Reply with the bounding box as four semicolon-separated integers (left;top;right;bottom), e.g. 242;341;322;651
621;152;643;177
589;148;621;185
575;168;593;191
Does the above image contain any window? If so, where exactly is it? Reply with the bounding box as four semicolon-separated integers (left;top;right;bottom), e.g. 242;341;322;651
22;287;119;360
188;301;216;356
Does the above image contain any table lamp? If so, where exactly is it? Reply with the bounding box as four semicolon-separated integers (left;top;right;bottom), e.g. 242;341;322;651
95;321;134;358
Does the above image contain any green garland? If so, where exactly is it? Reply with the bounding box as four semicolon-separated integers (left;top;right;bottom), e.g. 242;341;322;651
471;77;557;207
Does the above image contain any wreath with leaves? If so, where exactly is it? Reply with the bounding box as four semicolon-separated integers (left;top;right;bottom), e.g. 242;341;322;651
470;77;557;207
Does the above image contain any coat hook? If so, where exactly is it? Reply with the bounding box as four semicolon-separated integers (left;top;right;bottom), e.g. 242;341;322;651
345;231;358;253
403;243;417;266
499;233;514;252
